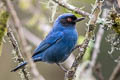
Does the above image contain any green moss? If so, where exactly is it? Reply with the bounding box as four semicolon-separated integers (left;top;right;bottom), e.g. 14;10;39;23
109;11;120;34
0;10;9;56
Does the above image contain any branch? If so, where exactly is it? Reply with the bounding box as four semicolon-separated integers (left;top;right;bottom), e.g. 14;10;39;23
65;0;103;79
7;27;30;80
53;0;90;17
109;63;120;80
89;9;110;80
2;0;45;80
94;63;104;80
90;8;109;68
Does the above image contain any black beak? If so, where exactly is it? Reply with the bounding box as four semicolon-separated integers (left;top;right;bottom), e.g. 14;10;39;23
74;17;85;22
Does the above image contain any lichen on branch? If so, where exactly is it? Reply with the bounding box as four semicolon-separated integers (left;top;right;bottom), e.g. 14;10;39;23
65;0;103;80
103;9;120;61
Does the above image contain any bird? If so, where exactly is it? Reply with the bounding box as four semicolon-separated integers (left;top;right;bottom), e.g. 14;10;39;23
11;13;85;72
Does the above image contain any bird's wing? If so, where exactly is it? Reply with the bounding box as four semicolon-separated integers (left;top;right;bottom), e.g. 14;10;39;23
32;31;64;57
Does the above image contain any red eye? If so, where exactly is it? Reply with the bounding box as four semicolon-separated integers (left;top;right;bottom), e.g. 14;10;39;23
67;18;72;22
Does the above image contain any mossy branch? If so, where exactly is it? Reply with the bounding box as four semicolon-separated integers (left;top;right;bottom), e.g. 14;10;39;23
0;7;30;80
65;0;103;80
7;26;30;80
53;0;90;17
2;0;45;80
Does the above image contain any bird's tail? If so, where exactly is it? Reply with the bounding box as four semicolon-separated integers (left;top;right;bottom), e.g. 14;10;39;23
11;61;27;72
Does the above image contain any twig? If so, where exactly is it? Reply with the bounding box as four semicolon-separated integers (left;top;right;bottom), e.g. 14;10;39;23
94;63;104;80
65;0;103;80
72;44;82;52
89;8;110;80
90;9;109;68
53;0;90;17
109;63;120;80
7;27;30;80
2;0;45;80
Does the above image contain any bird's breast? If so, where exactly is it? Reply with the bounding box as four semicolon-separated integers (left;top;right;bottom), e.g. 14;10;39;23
63;29;78;43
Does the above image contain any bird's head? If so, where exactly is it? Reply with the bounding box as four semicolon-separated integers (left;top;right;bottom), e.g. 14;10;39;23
54;13;85;28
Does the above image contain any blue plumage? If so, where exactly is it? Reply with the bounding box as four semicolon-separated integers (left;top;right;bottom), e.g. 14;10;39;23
11;13;85;72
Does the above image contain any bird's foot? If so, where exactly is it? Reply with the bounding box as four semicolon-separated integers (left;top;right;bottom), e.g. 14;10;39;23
56;63;67;72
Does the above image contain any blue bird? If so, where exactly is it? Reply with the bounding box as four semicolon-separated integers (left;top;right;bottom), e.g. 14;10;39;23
11;13;85;72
